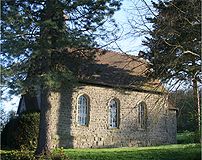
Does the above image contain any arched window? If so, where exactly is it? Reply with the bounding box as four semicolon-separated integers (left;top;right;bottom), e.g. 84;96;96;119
77;95;89;126
138;102;147;129
109;99;119;128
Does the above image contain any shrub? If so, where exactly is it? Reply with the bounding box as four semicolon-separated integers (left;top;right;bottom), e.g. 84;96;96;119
0;150;70;160
0;150;36;160
1;112;40;150
177;131;200;144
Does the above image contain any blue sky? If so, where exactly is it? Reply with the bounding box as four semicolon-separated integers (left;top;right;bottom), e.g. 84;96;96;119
108;0;153;54
1;0;154;113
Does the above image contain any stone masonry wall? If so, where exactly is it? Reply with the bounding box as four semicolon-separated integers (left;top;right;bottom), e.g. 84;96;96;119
49;84;177;148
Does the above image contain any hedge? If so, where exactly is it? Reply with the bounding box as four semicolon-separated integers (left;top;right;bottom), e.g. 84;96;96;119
1;112;40;150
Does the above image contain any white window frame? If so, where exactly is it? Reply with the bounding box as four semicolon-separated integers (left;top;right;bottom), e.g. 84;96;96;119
109;99;119;128
77;94;89;126
138;102;147;129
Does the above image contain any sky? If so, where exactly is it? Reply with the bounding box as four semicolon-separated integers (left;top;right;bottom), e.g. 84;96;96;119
1;93;20;113
1;0;154;113
108;0;153;54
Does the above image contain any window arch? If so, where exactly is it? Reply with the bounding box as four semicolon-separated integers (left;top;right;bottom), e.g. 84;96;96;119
138;102;147;129
109;99;119;128
77;94;89;126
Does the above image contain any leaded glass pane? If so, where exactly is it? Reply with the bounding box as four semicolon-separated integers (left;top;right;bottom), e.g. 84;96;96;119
138;102;147;129
78;95;88;125
109;99;118;128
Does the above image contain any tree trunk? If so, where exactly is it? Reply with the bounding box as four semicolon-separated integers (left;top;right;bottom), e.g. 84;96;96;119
192;79;200;132
35;0;58;155
35;88;53;155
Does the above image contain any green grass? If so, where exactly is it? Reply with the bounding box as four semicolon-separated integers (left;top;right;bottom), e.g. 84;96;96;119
57;143;201;160
1;143;201;160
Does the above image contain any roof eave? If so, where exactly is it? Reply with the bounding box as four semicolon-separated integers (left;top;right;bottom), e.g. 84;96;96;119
78;80;166;95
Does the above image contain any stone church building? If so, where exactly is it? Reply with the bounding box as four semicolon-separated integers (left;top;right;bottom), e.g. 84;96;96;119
17;49;177;148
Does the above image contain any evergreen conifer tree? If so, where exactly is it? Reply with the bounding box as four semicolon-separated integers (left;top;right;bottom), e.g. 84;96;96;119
1;0;121;154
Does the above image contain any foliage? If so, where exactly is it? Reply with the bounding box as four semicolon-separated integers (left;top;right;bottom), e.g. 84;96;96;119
170;89;199;132
1;144;200;160
1;112;40;150
177;131;200;144
0;149;70;160
0;108;8;132
143;0;201;85
1;0;122;154
0;150;36;160
1;0;122;94
0;109;17;132
141;0;201;134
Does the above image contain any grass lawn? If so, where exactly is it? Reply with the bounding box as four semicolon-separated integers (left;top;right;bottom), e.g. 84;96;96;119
1;143;201;160
57;143;201;160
